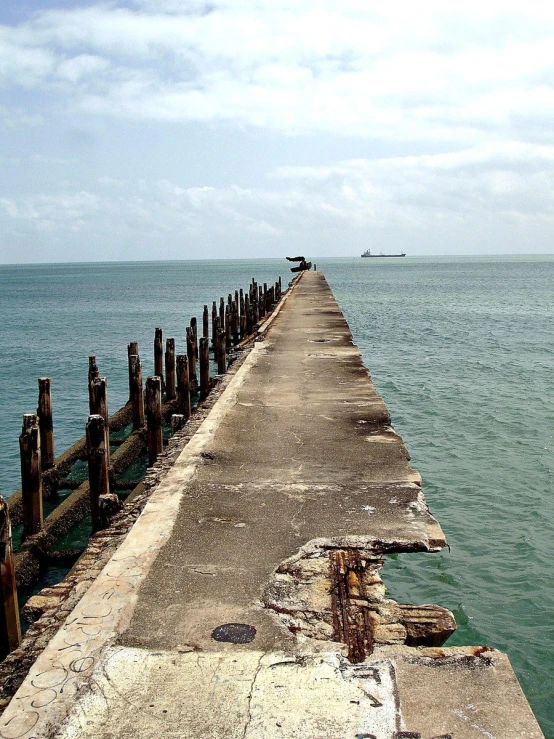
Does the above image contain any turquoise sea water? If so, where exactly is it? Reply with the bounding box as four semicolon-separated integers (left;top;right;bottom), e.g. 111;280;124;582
0;257;552;735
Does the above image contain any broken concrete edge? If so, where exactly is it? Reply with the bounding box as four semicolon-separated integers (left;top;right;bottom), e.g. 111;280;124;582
0;278;297;718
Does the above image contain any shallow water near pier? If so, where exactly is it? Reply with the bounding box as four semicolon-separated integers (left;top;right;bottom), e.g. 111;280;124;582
0;256;552;735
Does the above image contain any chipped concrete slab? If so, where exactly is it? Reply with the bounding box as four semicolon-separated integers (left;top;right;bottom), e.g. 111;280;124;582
0;271;543;738
52;646;542;739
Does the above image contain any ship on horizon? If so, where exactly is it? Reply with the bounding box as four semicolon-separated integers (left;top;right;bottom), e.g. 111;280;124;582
361;249;406;258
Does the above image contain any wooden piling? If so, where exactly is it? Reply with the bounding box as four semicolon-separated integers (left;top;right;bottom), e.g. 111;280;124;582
203;305;209;340
231;301;239;344
88;355;99;412
165;338;176;400
211;302;217;349
240;290;246;339
219;298;225;337
217;330;226;374
154;328;164;390
225;304;231;344
0;496;21;660
145;376;163;466
90;376;110;466
199;337;210;400
176;355;191;420
128;354;145;430
190;317;199;364
213;316;220;360
186;327;197;382
37;377;54;470
19;414;42;540
86;414;110;532
245;294;252;335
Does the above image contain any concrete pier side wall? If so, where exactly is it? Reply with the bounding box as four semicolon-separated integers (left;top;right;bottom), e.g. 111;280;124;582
0;271;543;738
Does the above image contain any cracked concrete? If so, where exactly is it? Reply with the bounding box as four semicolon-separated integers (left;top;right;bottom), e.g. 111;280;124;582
0;271;543;738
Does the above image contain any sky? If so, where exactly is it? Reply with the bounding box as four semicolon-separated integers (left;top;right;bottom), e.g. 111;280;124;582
1;0;554;262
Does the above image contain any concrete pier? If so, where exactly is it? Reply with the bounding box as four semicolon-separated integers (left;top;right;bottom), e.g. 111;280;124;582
0;272;542;738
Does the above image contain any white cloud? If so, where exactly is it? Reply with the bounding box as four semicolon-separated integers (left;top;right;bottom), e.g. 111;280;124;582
1;1;554;143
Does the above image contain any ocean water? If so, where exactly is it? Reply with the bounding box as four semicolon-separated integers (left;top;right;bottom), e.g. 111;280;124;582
0;256;552;735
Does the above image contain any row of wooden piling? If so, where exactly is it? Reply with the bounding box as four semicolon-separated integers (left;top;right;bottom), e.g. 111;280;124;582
0;274;283;661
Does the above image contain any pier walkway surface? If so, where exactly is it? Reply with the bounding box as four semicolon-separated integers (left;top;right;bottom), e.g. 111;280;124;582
0;272;542;738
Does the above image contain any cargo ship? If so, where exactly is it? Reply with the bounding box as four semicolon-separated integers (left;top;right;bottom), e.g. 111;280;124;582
361;249;406;258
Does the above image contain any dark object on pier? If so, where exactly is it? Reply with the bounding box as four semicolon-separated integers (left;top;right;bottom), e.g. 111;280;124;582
290;260;312;273
286;256;305;262
0;495;21;660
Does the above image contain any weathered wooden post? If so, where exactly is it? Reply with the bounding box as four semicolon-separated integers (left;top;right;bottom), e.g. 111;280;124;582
128;354;145;430
19;414;43;540
244;294;251;335
212;316;220;360
154;328;164;391
0;496;21;660
252;291;258;324
203;305;209;340
190;317;199;363
259;286;265;318
217;329;226;374
219;298;225;337
211;302;218;349
145;377;163;466
186;327;197;383
225;304;231;345
37;377;54;470
232;301;239;344
176;355;191;420
91;376;110;465
165;338;176;400
240;289;245;339
88;355;99;412
199;337;210;400
86;414;110;532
